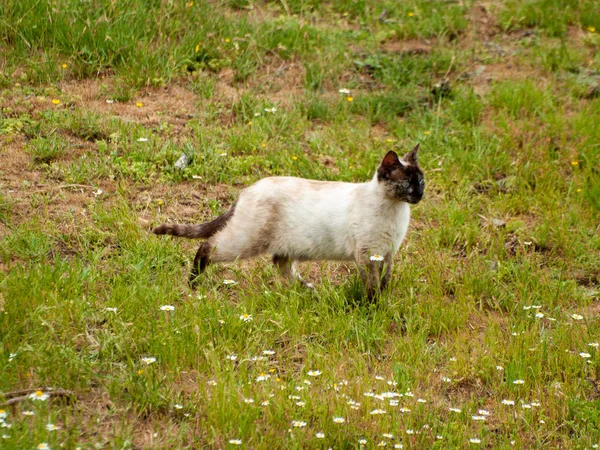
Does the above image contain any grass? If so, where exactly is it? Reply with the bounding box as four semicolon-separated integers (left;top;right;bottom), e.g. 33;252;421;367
1;0;600;448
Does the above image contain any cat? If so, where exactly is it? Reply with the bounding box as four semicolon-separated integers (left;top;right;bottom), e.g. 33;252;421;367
153;144;424;299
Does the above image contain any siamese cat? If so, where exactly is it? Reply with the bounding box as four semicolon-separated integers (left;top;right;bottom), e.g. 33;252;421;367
153;144;424;298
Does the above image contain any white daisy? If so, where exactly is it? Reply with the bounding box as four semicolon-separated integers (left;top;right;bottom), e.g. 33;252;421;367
141;357;156;365
502;399;515;405
29;391;49;401
579;352;592;358
333;417;345;423
370;254;384;262
160;305;175;311
316;432;325;439
229;439;242;445
469;438;481;444
370;409;386;415
338;88;351;95
46;423;60;431
256;373;270;382
239;314;252;322
292;420;307;427
571;314;584;320
307;370;322;377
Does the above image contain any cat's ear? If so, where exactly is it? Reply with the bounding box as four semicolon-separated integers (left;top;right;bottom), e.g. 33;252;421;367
378;151;404;179
403;143;420;166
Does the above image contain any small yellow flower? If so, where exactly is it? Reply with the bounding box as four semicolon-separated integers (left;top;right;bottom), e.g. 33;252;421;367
261;142;267;148
424;130;431;135
247;121;252;126
269;368;276;373
577;188;582;192
588;26;596;33
137;369;144;375
225;38;231;43
136;102;143;107
408;11;414;17
51;99;60;105
386;138;393;143
61;63;67;69
292;156;298;160
346;96;353;102
195;44;200;53
186;1;193;7
571;161;579;166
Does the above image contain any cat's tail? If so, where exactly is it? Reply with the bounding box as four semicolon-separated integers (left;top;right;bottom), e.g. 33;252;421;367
153;203;236;239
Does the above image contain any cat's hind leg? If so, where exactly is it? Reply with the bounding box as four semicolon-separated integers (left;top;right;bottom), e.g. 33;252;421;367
272;255;314;289
189;242;213;287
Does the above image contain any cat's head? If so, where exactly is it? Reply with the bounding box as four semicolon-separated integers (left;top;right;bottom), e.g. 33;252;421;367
376;144;424;204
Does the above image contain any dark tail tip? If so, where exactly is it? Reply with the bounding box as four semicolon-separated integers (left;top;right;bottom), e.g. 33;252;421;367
153;224;168;235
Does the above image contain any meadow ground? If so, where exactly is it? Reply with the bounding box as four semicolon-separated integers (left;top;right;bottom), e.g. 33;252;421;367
1;0;600;448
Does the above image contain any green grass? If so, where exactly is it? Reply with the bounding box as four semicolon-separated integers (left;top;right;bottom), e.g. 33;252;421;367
1;0;600;448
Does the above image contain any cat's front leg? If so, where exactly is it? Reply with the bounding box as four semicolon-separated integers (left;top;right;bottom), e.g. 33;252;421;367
379;253;393;292
357;251;393;300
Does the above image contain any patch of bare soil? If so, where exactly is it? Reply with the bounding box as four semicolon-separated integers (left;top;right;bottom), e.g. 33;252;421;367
138;181;235;227
214;59;305;108
466;2;500;40
62;79;199;131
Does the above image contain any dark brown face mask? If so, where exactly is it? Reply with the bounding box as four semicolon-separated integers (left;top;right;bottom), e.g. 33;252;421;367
377;144;425;204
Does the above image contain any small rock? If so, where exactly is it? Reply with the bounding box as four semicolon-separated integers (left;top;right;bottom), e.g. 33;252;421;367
174;153;189;170
491;218;506;228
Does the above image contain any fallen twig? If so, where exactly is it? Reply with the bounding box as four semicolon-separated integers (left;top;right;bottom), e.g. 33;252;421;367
1;388;76;407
